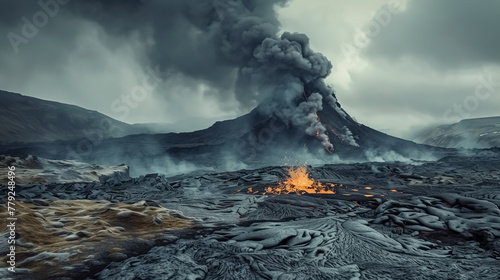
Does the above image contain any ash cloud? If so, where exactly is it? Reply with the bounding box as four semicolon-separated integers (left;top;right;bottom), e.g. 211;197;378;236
60;0;292;109
66;0;341;149
1;0;344;149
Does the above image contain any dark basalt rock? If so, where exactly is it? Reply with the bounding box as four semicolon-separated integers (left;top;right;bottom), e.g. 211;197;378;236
6;153;500;279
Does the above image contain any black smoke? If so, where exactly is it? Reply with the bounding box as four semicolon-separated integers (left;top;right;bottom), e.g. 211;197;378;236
1;0;353;150
63;0;349;149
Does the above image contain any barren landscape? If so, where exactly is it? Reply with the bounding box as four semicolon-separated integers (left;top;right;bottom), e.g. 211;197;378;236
1;0;499;279
0;151;499;279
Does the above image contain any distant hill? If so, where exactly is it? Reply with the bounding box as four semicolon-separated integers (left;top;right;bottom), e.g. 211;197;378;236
414;117;500;148
0;90;148;144
131;116;223;133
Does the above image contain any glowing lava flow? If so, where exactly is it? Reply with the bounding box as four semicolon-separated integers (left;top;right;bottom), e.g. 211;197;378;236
259;166;335;195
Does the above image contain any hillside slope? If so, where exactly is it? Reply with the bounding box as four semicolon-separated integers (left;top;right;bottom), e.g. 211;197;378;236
0;90;147;144
414;117;500;148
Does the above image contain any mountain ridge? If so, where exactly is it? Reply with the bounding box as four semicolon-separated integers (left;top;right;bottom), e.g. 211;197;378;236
414;116;500;148
0;90;151;145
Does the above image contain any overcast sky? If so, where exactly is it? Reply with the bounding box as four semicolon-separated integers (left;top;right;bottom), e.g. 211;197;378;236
1;0;499;139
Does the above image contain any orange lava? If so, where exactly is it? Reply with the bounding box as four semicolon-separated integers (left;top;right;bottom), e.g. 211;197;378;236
261;166;335;195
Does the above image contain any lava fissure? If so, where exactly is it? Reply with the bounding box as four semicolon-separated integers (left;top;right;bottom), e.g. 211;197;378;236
256;166;335;195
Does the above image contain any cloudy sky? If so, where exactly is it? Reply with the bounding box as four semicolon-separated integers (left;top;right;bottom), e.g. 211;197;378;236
1;0;499;139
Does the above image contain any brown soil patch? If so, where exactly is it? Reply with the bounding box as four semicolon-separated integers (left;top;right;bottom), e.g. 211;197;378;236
0;200;193;279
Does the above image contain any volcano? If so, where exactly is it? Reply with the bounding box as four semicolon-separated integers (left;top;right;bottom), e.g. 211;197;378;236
0;21;447;170
0;87;446;175
213;84;445;166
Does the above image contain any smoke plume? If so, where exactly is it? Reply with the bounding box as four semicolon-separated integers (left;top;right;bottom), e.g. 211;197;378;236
3;0;346;150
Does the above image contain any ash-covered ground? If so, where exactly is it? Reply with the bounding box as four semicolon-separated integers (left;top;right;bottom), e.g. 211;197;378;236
2;151;500;280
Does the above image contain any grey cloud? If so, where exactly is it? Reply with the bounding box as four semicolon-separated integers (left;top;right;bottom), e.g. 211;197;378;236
1;0;344;148
71;0;340;148
340;60;500;138
0;0;291;112
60;0;294;109
365;0;500;70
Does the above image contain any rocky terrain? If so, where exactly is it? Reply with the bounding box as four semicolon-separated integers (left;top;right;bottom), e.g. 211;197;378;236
0;91;496;280
0;199;193;280
1;152;499;279
0;155;130;185
415;116;500;149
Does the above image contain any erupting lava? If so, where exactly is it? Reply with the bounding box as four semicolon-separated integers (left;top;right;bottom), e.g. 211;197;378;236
260;166;335;195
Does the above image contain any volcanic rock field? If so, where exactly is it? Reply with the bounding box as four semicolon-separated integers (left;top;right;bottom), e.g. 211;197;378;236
1;152;499;280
